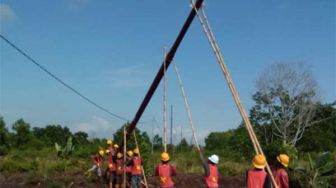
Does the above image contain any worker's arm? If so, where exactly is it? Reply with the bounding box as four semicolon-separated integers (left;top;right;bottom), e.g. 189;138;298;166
280;170;289;188
263;173;272;188
170;164;177;176
200;157;209;177
125;158;133;166
154;165;159;176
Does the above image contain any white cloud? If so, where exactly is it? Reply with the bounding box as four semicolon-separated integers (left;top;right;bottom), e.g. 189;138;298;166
0;4;16;22
72;116;116;139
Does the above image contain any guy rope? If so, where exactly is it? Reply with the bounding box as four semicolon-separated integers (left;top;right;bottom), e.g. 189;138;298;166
190;0;278;187
172;60;203;158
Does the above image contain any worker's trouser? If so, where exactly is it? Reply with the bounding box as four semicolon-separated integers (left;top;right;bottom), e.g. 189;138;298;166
89;165;102;176
131;175;142;188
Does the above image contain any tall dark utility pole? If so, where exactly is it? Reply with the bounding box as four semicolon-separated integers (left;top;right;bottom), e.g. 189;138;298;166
122;0;204;145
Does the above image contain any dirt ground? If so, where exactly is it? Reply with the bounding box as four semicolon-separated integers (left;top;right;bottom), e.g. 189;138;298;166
0;171;245;188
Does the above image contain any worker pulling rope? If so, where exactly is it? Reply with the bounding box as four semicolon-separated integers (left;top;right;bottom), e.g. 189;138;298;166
189;1;278;187
172;60;203;158
133;132;149;188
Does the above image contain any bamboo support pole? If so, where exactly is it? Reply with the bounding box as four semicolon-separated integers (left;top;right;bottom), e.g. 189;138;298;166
190;1;278;187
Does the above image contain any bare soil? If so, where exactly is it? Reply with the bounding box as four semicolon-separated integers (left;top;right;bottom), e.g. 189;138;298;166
0;171;245;188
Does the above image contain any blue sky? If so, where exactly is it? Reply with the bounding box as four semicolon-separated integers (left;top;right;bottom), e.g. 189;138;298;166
1;0;335;144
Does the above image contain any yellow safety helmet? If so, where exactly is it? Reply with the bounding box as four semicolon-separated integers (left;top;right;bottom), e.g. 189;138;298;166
105;149;110;154
99;150;105;157
117;152;123;158
107;140;113;145
252;154;266;169
277;154;289;167
108;163;113;168
161;152;170;162
133;148;140;154
127;150;134;157
114;144;119;148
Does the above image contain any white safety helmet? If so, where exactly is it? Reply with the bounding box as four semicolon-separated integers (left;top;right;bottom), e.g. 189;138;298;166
208;154;219;164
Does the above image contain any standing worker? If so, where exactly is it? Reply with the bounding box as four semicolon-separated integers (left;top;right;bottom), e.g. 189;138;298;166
106;149;116;188
201;154;220;188
115;152;125;188
155;152;177;188
86;150;105;177
129;148;143;188
126;150;134;188
107;140;113;151
246;154;271;188
272;154;289;188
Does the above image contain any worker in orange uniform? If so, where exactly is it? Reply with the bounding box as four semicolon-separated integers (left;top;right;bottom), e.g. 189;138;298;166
86;150;105;177
246;154;271;188
106;149;116;188
107;140;113;152
155;152;177;188
201;154;220;188
127;148;143;188
115;152;125;188
272;154;289;188
126;150;134;188
112;144;119;157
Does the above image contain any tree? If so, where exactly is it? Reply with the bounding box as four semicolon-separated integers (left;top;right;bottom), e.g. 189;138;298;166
12;119;32;148
176;138;190;151
0;117;10;155
250;63;320;146
32;125;72;146
296;102;336;152
73;131;89;145
113;124;151;153
152;134;163;151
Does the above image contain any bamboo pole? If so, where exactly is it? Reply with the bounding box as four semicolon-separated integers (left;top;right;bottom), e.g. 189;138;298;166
133;132;148;188
172;60;203;157
163;46;168;153
123;127;126;188
189;1;278;187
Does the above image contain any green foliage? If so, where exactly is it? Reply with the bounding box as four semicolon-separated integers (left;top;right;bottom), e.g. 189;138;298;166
152;134;163;151
297;103;336;152
205;125;253;160
291;152;336;187
12;119;32;148
55;137;75;159
113;124;151;153
175;138;190;151
0;117;10;155
73;131;89;145
33;125;73;146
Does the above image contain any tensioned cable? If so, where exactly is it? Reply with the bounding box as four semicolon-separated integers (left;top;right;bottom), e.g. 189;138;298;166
172;60;203;157
0;34;129;122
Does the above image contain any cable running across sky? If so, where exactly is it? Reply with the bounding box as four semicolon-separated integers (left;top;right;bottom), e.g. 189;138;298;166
0;34;130;122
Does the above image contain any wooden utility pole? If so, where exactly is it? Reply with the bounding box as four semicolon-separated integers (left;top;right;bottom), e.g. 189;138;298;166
122;0;204;146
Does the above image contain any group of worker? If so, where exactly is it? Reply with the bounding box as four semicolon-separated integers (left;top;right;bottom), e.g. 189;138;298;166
156;152;289;188
86;139;289;188
86;140;144;188
247;154;289;188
